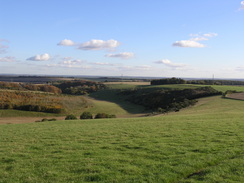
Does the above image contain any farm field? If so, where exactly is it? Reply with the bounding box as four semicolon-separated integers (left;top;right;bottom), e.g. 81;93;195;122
0;94;243;182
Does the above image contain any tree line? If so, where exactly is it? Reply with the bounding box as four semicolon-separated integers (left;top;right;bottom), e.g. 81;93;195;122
151;77;244;86
0;81;61;94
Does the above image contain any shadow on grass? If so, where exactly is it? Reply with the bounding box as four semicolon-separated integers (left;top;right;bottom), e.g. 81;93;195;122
89;89;148;114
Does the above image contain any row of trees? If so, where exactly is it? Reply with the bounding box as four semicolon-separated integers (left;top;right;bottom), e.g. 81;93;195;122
65;112;116;120
0;81;62;94
54;80;106;95
151;77;244;86
151;77;186;85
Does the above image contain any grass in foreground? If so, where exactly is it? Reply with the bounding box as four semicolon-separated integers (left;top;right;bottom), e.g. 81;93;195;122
0;96;243;183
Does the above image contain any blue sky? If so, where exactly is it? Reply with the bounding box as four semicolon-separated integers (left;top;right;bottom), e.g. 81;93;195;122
0;0;244;78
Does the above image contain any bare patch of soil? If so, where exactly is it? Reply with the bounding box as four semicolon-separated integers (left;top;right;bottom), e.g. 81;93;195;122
227;93;244;100
0;116;65;124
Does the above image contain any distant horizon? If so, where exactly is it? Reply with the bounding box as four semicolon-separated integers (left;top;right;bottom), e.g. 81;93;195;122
1;73;244;81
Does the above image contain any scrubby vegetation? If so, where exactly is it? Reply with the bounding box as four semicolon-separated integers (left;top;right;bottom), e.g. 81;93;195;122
55;80;106;95
120;86;222;112
0;90;64;113
65;114;77;120
95;113;116;119
0;81;62;94
80;112;93;119
151;77;186;85
35;118;57;122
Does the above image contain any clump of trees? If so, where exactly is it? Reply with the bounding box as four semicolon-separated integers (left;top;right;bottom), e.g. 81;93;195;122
55;80;106;95
151;77;186;85
80;112;93;119
65;114;77;120
95;113;116;119
120;86;222;113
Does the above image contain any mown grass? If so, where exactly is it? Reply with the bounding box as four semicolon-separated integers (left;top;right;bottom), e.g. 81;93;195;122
0;96;243;182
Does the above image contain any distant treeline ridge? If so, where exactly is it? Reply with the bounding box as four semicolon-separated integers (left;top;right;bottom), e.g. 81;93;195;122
151;77;244;85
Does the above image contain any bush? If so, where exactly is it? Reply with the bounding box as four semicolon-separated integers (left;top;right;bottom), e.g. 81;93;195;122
95;113;116;119
39;118;57;122
80;112;93;119
65;114;77;120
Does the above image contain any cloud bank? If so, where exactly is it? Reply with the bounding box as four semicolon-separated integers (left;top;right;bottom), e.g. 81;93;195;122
27;53;51;61
105;52;134;59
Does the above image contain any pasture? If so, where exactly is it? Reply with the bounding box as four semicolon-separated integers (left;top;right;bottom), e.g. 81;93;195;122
0;94;243;182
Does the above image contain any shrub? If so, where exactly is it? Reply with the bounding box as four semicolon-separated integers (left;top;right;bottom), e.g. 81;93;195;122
65;114;77;120
41;118;49;122
95;113;116;119
80;112;93;119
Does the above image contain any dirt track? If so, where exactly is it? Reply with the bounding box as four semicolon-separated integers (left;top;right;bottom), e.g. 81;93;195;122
0;116;65;124
0;114;148;125
227;93;244;100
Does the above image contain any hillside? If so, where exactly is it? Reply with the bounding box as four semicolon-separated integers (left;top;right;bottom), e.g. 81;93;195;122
0;95;243;182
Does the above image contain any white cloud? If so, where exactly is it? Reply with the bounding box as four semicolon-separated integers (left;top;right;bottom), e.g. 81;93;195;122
57;39;75;46
62;59;84;65
172;40;205;48
27;53;51;61
203;33;218;37
155;59;187;69
78;39;120;50
0;56;16;62
240;1;244;9
173;33;217;48
105;52;134;59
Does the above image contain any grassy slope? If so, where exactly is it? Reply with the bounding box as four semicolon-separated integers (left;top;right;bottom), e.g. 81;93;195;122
1;83;243;118
0;95;243;183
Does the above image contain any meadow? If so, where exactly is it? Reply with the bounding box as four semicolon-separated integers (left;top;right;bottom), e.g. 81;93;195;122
0;82;243;182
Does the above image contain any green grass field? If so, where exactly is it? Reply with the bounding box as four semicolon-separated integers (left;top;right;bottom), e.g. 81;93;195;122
0;94;243;182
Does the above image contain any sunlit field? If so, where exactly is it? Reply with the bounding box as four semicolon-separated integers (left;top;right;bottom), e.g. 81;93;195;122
0;95;243;182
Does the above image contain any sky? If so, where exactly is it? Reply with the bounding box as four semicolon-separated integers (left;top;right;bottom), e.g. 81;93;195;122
0;0;244;79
